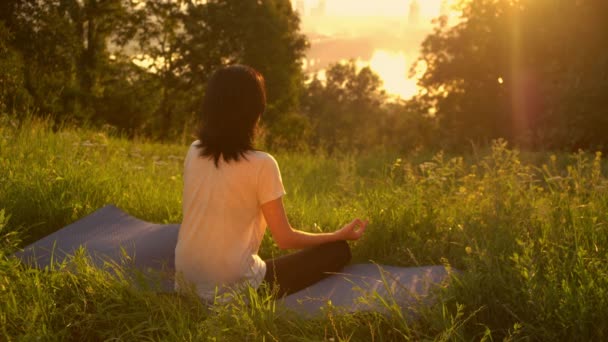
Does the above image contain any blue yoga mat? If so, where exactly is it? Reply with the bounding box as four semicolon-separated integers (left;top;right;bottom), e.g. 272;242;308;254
15;205;453;315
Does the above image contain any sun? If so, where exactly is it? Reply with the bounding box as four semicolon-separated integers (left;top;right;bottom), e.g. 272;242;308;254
369;50;418;99
295;0;461;99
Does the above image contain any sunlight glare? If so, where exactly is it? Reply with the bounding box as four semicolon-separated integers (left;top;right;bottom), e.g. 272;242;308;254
295;0;462;99
369;50;418;99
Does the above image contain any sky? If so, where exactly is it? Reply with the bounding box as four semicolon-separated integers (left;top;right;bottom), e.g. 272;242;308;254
293;0;460;99
298;0;448;18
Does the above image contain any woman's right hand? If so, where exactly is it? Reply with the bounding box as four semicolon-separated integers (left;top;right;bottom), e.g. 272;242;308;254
335;219;368;241
264;197;368;249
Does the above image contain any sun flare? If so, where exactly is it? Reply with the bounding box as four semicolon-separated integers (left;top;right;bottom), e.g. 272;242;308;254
296;0;460;99
369;50;418;99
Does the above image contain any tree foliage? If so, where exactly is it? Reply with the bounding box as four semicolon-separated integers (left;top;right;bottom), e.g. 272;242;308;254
0;0;308;143
1;0;129;120
415;0;608;150
301;61;434;152
181;0;308;140
302;61;386;150
119;0;191;138
3;0;608;151
0;22;32;114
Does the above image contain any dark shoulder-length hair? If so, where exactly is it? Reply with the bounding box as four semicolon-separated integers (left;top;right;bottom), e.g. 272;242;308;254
196;65;266;167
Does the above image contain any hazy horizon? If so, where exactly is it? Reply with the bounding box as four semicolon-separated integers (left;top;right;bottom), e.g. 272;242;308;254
294;0;460;99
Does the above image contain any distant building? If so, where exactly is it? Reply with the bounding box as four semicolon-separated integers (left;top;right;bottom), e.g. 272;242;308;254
408;0;420;25
440;0;449;17
311;0;326;17
295;0;306;16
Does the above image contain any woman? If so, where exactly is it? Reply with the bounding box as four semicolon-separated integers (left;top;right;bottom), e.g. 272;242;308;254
175;65;367;300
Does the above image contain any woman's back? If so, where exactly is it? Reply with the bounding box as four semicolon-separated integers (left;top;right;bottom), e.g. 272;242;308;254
175;141;285;299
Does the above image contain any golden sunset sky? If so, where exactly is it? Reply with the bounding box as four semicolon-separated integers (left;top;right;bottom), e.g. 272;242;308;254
299;0;448;18
293;0;460;99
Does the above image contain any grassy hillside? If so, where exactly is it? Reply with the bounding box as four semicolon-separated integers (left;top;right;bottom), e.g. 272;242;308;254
2;115;608;340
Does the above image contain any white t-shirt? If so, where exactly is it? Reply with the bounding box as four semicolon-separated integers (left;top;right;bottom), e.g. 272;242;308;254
174;141;286;300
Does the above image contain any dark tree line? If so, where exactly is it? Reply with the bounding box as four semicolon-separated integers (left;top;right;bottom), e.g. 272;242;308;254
414;0;608;151
0;0;309;143
1;0;607;151
300;61;432;152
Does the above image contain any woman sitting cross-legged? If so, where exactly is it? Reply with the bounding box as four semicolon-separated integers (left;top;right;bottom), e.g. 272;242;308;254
174;65;367;300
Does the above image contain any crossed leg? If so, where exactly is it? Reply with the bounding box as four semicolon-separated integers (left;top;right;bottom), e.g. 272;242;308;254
263;240;351;297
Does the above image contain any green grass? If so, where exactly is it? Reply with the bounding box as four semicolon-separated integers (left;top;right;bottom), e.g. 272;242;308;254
2;114;608;340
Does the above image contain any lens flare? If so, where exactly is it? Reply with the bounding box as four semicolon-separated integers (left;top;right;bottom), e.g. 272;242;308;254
369;50;418;99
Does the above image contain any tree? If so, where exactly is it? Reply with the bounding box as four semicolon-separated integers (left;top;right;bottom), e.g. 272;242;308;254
301;61;388;151
5;0;82;117
0;22;32;115
119;0;191;139
94;55;162;135
413;0;608;150
413;0;519;148
541;0;608;149
181;0;308;140
3;0;128;120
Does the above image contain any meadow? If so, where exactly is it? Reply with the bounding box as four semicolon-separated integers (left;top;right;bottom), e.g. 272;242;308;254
1;114;608;341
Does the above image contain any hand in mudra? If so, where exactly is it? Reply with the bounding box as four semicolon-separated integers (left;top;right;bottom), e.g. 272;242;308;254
336;219;368;241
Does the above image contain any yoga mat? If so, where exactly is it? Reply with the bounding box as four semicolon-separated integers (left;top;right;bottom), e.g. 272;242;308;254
15;205;452;315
